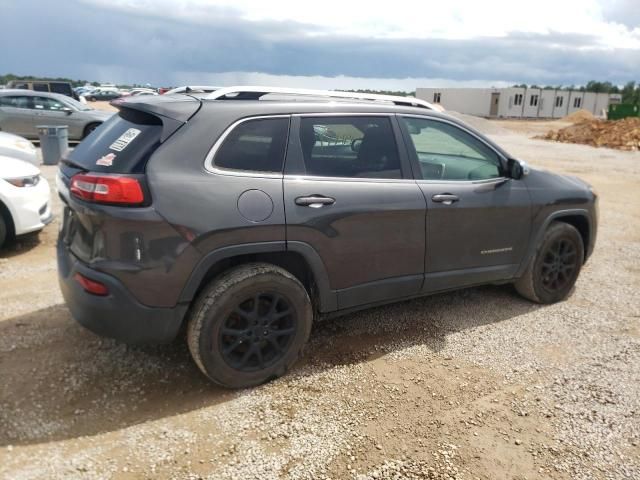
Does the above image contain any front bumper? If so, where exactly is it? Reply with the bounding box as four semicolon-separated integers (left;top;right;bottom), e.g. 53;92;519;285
57;240;186;344
8;176;52;235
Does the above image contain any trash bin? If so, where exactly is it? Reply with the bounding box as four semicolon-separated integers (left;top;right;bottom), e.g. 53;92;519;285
36;126;69;165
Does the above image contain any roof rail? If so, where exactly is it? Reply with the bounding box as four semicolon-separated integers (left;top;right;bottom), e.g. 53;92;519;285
205;86;436;110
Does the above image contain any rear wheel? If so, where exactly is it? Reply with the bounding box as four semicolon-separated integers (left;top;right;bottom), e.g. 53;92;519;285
187;263;313;388
515;222;584;304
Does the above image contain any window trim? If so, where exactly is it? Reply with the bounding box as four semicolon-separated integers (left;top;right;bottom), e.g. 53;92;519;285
287;112;412;180
398;114;509;184
203;114;291;178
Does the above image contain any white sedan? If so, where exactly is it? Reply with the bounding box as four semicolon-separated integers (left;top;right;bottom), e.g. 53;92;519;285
0;156;52;247
0;131;38;166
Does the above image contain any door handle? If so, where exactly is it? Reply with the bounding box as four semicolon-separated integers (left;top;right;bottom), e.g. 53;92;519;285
432;193;459;205
295;195;335;208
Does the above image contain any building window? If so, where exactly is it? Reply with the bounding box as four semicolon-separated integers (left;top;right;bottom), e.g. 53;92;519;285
433;92;441;103
573;97;582;108
555;96;564;107
513;93;523;106
529;95;539;107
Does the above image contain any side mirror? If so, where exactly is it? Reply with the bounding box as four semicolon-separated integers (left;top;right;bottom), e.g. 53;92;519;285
62;107;73;115
507;158;529;180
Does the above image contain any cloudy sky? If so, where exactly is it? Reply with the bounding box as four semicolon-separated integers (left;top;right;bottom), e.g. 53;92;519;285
1;0;639;90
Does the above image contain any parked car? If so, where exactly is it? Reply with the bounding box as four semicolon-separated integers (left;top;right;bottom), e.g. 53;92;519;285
56;86;598;389
164;85;221;95
0;156;52;248
0;131;38;166
7;80;80;100
83;90;122;102
0;90;113;141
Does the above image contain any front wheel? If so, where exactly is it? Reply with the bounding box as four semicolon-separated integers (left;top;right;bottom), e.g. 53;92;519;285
187;263;313;388
0;214;7;249
515;222;584;304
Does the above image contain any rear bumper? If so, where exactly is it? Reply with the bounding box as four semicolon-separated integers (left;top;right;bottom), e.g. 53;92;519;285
57;240;186;344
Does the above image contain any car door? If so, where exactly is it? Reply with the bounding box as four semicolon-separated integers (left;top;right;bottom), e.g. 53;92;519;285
398;115;531;293
31;96;84;139
0;95;36;138
284;114;427;311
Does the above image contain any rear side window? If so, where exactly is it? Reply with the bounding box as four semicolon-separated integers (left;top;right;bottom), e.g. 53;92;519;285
67;109;162;173
33;83;49;92
0;96;31;109
50;83;72;96
299;116;401;179
214;117;289;173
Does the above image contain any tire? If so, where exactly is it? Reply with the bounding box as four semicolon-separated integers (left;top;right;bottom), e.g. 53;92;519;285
0;214;6;249
83;122;101;138
515;222;584;304
187;263;313;388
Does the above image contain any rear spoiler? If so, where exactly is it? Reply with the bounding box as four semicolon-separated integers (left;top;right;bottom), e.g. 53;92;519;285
111;95;202;142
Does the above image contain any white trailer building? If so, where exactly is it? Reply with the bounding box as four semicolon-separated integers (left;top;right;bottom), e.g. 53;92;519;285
416;87;620;119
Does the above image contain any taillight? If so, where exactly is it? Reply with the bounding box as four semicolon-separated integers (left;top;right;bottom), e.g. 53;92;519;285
70;173;145;205
74;273;109;296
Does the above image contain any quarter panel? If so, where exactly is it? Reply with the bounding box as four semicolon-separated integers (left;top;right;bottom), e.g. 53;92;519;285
145;103;287;265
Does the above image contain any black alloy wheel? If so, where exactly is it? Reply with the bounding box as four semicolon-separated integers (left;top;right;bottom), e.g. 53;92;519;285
540;238;578;293
219;293;296;372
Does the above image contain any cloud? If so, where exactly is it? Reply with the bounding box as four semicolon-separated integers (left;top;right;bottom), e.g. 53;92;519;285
1;0;638;87
601;0;640;30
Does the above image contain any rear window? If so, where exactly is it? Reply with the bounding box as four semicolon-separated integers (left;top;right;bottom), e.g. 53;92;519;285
67;109;162;174
213;117;289;173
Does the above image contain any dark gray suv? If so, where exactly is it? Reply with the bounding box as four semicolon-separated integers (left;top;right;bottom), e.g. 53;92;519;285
56;87;598;388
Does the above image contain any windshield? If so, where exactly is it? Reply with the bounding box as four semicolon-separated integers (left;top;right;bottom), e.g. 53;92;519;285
62;96;92;111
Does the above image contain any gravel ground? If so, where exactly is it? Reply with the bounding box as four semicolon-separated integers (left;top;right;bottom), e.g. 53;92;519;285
0;121;638;480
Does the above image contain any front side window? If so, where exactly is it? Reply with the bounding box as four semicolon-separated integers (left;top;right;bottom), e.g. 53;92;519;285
214;117;289;173
33;96;66;111
299;116;401;179
401;117;502;181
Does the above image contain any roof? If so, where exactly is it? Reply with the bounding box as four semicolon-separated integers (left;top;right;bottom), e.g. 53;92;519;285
0;89;69;100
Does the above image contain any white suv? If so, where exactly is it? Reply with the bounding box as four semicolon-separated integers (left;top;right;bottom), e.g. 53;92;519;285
0;156;52;247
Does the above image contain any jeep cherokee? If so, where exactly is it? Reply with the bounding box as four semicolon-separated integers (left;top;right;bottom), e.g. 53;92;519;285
56;86;598;388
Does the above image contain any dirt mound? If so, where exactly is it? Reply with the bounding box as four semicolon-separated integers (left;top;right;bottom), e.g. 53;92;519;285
562;109;596;123
539;117;640;150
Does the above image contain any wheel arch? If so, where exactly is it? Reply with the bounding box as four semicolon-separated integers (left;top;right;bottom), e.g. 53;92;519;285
83;121;102;138
178;241;337;314
553;214;590;259
517;208;592;278
0;198;15;239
